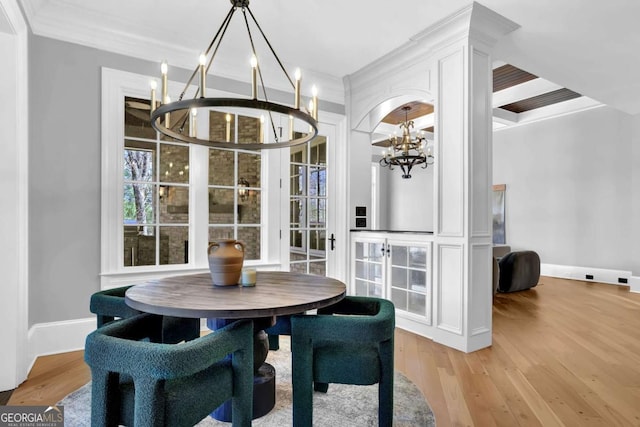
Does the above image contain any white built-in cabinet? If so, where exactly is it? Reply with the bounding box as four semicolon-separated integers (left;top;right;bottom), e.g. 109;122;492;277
350;231;433;338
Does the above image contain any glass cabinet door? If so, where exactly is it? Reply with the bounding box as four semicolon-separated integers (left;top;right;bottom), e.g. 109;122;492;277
388;242;430;324
353;239;385;298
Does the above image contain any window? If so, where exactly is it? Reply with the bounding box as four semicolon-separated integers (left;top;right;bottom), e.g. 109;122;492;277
121;104;266;267
101;69;274;285
208;111;262;260
123;97;190;266
101;68;345;286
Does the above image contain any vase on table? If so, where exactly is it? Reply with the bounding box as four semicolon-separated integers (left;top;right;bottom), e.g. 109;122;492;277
208;240;245;286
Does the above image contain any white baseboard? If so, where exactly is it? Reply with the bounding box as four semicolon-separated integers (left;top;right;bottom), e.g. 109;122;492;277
27;317;96;373
629;276;640;293
28;317;95;357
541;263;632;287
26;317;209;371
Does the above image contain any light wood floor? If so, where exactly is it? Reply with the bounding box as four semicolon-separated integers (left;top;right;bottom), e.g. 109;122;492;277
9;276;640;426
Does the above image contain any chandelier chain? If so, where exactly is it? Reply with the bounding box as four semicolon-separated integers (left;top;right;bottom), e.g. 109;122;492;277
242;8;279;142
246;6;295;89
179;6;235;103
177;6;236;133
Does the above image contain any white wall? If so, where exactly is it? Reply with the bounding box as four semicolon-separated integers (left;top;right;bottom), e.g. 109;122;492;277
493;106;634;272
632;114;640;275
378;163;434;231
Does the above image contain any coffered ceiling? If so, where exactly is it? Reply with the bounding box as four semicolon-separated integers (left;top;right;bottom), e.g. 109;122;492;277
372;61;598;142
19;0;640;119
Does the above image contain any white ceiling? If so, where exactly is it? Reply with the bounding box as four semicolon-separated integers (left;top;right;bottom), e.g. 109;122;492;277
19;0;640;115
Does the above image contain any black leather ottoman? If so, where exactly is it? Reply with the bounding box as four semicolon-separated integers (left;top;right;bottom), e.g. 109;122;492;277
497;250;540;293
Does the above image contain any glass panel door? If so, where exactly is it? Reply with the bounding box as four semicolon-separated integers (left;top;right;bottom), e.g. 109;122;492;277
289;135;327;275
389;242;430;323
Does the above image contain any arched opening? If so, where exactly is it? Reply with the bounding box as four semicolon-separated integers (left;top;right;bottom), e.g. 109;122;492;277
369;99;436;232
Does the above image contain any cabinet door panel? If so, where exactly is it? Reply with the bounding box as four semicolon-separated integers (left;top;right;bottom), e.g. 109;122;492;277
409;247;427;269
408;292;426;316
391;245;407;266
410;270;427;293
392;266;408;289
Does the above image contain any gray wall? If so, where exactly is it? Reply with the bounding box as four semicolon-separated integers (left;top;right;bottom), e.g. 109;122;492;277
493;106;636;273
28;35;344;326
29;36;159;326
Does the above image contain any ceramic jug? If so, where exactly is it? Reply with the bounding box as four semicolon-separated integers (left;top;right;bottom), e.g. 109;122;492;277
208;240;245;286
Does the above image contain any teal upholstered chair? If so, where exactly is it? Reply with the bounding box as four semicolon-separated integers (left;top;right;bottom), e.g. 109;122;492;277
291;296;395;427
84;313;253;427
90;285;200;344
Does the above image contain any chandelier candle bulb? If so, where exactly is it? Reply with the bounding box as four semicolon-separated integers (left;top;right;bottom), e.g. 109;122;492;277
160;61;168;104
289;115;294;140
251;55;258;99
294;68;301;109
259;115;265;143
308;99;314;118
189;108;197;138
226;113;232;142
149;80;157;115
311;85;318;120
164;95;171;128
199;53;207;98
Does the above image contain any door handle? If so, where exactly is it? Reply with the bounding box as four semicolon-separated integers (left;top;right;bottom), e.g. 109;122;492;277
329;233;336;251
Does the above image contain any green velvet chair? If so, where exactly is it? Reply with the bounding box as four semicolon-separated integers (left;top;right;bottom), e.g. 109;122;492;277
90;285;200;344
84;313;253;427
291;296;395;427
264;315;292;350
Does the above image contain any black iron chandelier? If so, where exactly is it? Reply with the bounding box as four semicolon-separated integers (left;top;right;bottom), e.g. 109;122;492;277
149;0;318;150
379;106;434;179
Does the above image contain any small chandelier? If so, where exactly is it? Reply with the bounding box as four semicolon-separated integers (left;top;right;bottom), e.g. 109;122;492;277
379;106;434;179
149;0;318;150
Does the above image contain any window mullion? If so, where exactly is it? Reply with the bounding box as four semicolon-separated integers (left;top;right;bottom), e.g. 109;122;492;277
191;109;210;267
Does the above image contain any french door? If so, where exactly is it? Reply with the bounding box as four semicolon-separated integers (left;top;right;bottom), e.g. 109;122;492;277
286;120;341;278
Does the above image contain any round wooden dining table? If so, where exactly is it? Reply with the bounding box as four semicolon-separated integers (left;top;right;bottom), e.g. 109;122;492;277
124;271;346;319
124;270;346;421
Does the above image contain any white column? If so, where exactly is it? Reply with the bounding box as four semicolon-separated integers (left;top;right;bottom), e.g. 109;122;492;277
344;3;517;352
431;5;517;352
432;41;493;352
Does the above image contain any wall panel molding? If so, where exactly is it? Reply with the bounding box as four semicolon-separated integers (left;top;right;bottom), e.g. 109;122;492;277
436;244;464;334
470;243;491;336
470;47;492;237
437;47;465;237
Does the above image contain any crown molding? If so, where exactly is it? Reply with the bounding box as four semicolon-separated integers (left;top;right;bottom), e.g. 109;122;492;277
1;0;28;34
347;2;519;92
21;0;345;105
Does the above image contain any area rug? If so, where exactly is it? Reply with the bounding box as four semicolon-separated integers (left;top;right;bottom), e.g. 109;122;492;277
59;337;435;426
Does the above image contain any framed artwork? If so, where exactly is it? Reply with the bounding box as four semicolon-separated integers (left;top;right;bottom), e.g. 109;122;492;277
492;184;506;244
